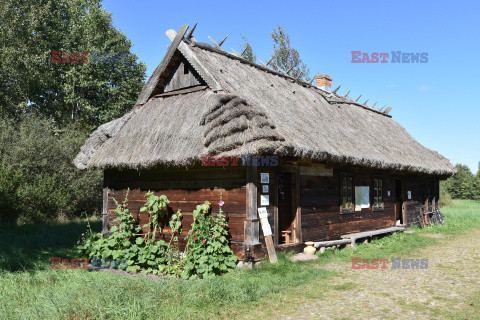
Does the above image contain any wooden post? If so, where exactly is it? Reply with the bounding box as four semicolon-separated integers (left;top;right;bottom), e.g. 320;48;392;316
258;207;277;263
244;166;260;248
102;172;109;234
294;169;302;243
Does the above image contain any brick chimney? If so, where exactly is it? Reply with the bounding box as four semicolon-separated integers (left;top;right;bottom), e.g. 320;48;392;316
315;74;332;92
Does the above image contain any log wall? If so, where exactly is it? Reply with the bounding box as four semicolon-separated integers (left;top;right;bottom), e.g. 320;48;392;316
104;166;247;258
300;166;397;242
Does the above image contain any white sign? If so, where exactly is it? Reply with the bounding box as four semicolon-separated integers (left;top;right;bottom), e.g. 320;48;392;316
260;173;269;183
407;190;412;200
262;185;269;193
260;195;270;206
387;191;391;197
258;208;272;236
258;207;268;219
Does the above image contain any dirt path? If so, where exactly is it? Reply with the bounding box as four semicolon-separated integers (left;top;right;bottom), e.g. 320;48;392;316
283;228;480;319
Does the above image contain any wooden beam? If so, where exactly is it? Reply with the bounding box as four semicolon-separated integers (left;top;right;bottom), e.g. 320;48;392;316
363;99;369;105
245;165;260;246
344;90;350;97
136;25;189;105
383;107;392;114
102;172;109;234
240;46;248;56
333;85;341;93
372;102;378;108
286;62;297;74
266;56;275;66
208;36;223;50
185;22;197;40
355;94;362;102
231;48;241;57
294;169;302;243
257;58;267;67
218;34;229;46
153;85;208;98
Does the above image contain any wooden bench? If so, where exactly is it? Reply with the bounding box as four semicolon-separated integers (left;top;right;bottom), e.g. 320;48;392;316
340;226;406;248
313;239;352;248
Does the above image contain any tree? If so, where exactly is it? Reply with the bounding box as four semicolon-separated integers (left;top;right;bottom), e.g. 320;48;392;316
474;162;480;201
0;0;146;130
270;25;310;80
240;34;256;62
445;164;476;199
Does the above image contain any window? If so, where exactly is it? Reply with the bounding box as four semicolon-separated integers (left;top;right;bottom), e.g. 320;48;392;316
373;178;383;210
341;175;353;212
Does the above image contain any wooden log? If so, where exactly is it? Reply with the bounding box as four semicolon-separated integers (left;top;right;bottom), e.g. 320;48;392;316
245;165;259;245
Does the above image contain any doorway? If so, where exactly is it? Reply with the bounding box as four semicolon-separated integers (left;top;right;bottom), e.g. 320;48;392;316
395;179;404;225
277;172;297;244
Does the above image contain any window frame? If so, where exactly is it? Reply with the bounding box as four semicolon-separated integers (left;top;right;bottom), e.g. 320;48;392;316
340;173;354;213
372;177;384;211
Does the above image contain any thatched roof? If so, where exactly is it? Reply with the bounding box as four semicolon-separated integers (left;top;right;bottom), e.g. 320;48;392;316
74;30;455;176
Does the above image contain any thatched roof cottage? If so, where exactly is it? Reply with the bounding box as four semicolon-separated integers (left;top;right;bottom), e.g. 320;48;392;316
75;25;455;261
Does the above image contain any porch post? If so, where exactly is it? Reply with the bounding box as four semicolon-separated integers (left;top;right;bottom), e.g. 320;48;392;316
102;171;109;234
244;165;260;257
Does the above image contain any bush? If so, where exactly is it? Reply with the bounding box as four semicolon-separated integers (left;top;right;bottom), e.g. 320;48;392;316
0;114;102;223
77;192;237;278
182;200;238;279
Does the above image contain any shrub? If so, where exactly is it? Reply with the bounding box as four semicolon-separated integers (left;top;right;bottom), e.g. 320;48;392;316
182;199;238;280
77;192;237;278
0;115;102;223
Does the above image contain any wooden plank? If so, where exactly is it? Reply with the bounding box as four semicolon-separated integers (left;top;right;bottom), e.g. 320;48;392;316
136;25;189;105
341;226;406;239
155;85;207;98
259;208;277;263
313;239;351;248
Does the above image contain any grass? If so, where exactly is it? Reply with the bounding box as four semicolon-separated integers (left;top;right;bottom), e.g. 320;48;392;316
0;200;479;319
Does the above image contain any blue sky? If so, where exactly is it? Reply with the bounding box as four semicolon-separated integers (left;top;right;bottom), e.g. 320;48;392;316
102;0;480;173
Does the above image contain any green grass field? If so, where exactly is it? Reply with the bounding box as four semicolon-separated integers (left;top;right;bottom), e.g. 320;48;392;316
0;200;479;319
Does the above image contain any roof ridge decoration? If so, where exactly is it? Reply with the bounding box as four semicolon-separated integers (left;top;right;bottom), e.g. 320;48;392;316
136;23;391;117
187;39;392;118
